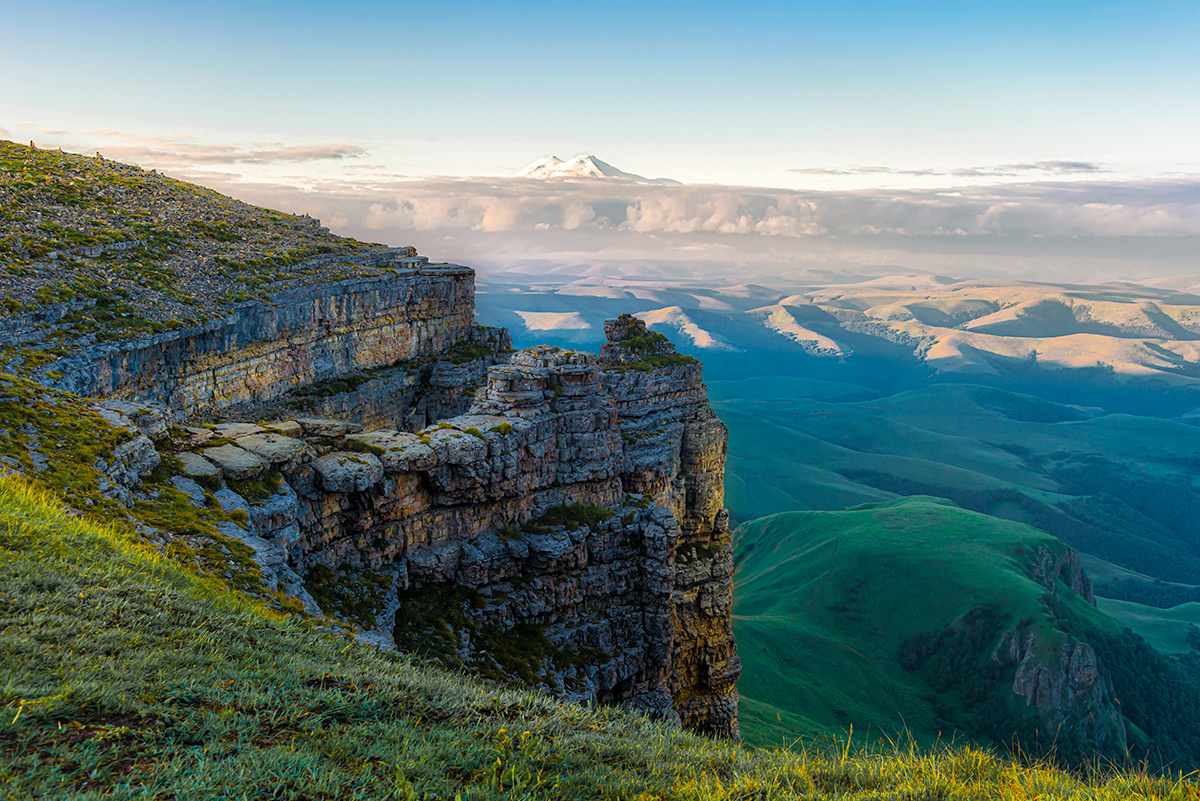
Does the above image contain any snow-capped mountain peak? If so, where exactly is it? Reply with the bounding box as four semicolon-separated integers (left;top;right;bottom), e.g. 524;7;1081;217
515;154;679;184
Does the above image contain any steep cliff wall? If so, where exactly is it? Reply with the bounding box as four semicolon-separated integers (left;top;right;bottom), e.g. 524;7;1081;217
92;314;740;738
599;316;739;734
205;322;740;737
39;262;475;414
280;326;514;432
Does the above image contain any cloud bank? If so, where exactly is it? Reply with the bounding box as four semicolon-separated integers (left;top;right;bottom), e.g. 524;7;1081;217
347;177;1200;240
80;131;366;166
791;161;1108;178
5;122;1195;282
211;173;1197;283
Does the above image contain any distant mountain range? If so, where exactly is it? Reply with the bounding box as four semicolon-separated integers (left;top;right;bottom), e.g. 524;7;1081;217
516;154;680;184
475;273;1200;415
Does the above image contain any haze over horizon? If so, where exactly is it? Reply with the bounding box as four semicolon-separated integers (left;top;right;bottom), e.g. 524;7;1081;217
3;0;1198;282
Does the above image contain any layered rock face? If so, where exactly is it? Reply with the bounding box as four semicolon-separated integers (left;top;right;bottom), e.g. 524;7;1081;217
600;316;740;734
290;327;514;432
128;315;739;738
42;260;475;414
990;544;1125;752
995;631;1126;752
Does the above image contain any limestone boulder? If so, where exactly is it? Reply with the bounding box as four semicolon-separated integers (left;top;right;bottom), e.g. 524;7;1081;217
236;432;310;465
348;430;437;472
312;452;384;492
425;427;487;466
177;451;219;478
262;420;303;438
212;422;266;439
203;444;269;480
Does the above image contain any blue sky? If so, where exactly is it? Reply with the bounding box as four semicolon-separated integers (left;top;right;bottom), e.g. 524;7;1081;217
3;0;1198;281
3;0;1197;186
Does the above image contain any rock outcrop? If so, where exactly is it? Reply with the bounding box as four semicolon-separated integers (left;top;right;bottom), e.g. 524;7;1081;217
51;276;740;738
207;321;740;737
987;543;1123;753
1029;545;1095;604
37;261;476;414
995;631;1126;752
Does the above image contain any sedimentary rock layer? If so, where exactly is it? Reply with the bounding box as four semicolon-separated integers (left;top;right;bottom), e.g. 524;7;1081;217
154;319;740;738
44;262;475;414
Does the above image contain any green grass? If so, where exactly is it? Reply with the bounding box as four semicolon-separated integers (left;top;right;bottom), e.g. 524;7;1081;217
225;471;284;504
4;475;1196;798
733;497;1200;770
1096;598;1200;655
714;381;1200;590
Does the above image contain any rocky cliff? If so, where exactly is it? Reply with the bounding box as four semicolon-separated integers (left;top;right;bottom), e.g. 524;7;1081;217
0;144;739;737
24;262;476;415
991;545;1125;753
154;315;739;737
4;267;740;739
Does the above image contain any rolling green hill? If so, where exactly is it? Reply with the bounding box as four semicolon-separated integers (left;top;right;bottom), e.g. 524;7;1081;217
733;498;1200;770
714;381;1200;594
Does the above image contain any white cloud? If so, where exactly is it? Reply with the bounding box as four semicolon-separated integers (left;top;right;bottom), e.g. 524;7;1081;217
791;161;1109;178
346;178;1200;240
18;120;1191;283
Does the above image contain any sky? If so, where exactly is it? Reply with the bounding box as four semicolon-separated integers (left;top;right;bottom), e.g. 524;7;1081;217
2;0;1199;281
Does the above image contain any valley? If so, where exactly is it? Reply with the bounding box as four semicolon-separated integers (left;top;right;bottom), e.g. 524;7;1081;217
478;272;1200;769
478;270;1200;415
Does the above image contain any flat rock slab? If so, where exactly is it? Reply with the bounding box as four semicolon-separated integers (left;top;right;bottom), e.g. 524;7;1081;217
203;444;269;480
236;432;309;464
177;451;220;478
212;422;266;439
261;420;303;438
348;430;436;472
424;427;487;465
297;418;363;438
312;451;384;492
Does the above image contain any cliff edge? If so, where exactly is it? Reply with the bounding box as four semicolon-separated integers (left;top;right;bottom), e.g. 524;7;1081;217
0;143;738;737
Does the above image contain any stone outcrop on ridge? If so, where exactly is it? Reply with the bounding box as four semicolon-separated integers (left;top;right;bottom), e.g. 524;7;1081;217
140;319;741;737
58;295;741;738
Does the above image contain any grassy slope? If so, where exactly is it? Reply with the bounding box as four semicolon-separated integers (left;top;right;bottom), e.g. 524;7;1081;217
733;498;1062;750
4;479;1198;799
0;140;393;372
733;496;1200;771
1097;599;1200;655
713;381;1200;589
